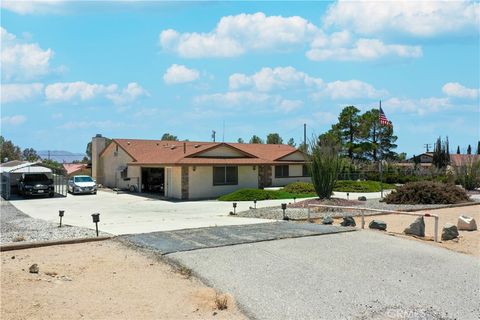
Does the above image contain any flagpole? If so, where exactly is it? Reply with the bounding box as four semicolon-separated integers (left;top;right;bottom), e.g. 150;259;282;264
379;100;384;199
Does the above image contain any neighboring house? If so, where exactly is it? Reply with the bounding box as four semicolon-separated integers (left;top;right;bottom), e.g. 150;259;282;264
63;163;91;177
91;135;310;199
449;154;480;167
401;152;479;169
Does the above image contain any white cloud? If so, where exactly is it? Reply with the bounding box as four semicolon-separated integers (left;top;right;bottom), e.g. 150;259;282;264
1;83;44;104
159;12;318;58
45;81;117;102
229;66;323;92
194;91;302;113
323;0;479;37
442;82;479;99
1;27;55;81
384;97;452;116
319;80;387;100
1;0;65;15
59;120;126;130
307;37;422;61
106;82;149;105
1;115;26;125
163;64;200;84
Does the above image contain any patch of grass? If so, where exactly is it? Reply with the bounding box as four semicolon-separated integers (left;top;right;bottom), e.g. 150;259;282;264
333;180;396;192
283;182;316;194
215;294;228;310
217;188;315;201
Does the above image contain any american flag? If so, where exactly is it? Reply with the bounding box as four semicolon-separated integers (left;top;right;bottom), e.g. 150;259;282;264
379;107;391;126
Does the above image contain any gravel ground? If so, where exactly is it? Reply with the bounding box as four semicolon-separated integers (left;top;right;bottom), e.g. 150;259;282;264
236;198;479;220
0;199;109;244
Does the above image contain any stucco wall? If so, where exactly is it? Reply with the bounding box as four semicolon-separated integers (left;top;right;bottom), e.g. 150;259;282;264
188;165;258;199
101;144;140;190
196;145;245;157
271;164;311;187
278;151;306;161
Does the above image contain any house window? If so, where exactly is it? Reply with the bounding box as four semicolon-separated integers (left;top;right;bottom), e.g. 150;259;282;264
275;165;289;178
213;166;238;185
121;167;128;179
302;165;310;177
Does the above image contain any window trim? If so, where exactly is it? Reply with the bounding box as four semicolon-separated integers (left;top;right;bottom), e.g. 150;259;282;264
213;166;238;186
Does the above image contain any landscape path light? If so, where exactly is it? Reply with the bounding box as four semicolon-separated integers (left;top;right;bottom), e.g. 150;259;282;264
253;199;257;209
232;202;237;215
58;210;65;227
347;192;349;200
91;213;100;237
281;203;288;220
293;197;296;203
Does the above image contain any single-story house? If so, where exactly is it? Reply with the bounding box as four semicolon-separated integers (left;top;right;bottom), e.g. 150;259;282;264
63;163;91;177
91;135;310;199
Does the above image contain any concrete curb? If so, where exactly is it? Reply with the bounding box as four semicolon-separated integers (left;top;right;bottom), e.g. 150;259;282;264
0;236;113;252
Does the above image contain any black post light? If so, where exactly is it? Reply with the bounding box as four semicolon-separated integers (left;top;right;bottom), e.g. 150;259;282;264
293;197;296;203
91;213;100;237
58;210;65;227
347;192;350;200
232;203;237;215
281;203;288;220
253;199;257;209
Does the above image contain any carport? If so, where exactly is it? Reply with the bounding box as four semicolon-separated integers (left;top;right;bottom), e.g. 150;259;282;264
0;161;67;199
141;167;165;195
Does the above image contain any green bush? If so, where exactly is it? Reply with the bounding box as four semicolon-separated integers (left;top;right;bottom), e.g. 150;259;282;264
384;181;470;204
333;180;396;192
283;182;316;194
309;138;343;199
456;159;480;190
217;188;315;201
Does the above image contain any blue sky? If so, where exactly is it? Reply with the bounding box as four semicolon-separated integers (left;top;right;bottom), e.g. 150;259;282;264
1;0;479;156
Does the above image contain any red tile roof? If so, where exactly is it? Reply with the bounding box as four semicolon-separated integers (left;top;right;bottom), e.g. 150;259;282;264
63;163;88;175
105;139;305;165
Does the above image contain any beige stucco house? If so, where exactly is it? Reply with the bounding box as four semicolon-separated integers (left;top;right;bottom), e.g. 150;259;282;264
91;135;310;200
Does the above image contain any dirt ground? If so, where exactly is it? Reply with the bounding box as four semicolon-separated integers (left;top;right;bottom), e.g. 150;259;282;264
1;241;246;320
331;205;480;257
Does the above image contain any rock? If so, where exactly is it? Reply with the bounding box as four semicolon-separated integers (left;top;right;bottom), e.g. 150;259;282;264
358;196;367;201
340;216;356;227
442;223;459;241
369;220;387;231
322;216;334;225
404;217;425;237
457;215;477;231
29;264;39;274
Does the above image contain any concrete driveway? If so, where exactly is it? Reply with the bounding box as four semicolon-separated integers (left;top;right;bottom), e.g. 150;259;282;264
7;190;292;235
169;231;480;320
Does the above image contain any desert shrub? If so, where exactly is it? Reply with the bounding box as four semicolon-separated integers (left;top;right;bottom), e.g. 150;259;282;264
283;182;316;194
384;181;470;204
309;138;343;199
333;180;396;192
217;188;315;201
456;159;480;190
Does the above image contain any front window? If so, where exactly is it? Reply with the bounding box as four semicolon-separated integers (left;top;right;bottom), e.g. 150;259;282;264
275;165;289;178
302;165;310;177
213;166;238;185
74;176;94;183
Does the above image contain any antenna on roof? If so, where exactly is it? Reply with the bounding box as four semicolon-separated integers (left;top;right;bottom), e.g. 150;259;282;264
222;120;225;142
212;130;216;142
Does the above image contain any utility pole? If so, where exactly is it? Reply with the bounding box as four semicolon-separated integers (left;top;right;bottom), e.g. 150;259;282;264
211;130;216;142
424;143;432;153
48;150;50;160
379;100;383;199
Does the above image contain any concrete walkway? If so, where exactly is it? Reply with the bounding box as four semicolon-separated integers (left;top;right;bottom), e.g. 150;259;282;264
120;222;355;254
169;231;480;320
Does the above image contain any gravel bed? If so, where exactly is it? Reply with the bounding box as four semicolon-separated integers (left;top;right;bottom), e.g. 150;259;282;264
1;199;110;245
236;198;480;220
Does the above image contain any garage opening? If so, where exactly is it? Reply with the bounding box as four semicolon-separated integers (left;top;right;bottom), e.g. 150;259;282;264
141;167;165;195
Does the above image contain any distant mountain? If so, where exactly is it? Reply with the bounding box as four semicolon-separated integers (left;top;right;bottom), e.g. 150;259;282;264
37;150;86;163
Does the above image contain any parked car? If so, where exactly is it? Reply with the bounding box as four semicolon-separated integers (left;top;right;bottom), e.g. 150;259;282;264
68;175;97;195
18;173;54;198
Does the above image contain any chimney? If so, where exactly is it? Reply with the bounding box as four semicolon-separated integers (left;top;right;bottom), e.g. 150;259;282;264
183;142;186;154
91;134;107;184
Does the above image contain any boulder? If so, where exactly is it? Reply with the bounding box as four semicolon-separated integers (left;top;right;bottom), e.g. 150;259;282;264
442;223;459;241
322;216;334;225
340;216;356;227
369;220;387;231
404;217;425;237
358;196;367;201
457;215;477;231
29;264;39;274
